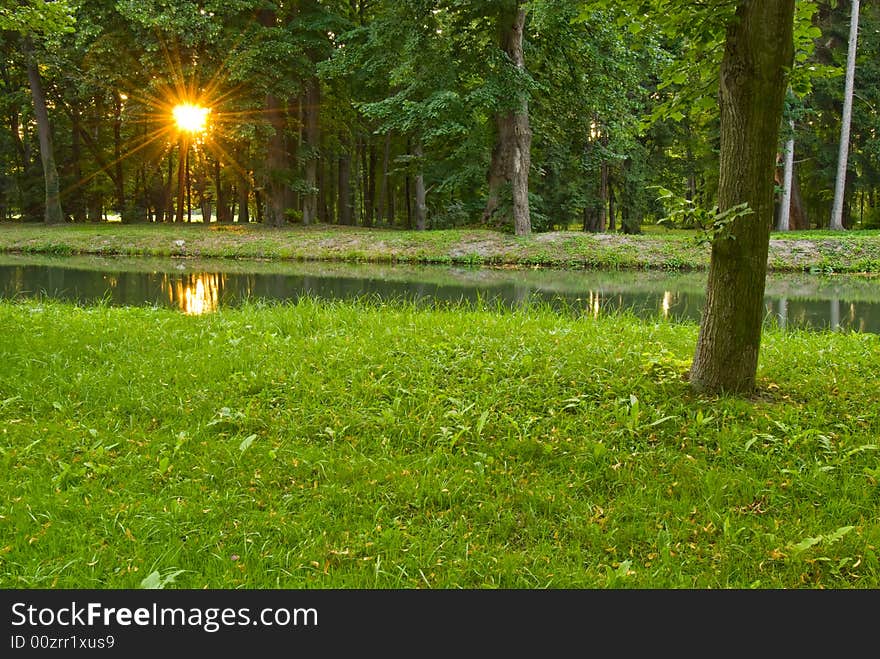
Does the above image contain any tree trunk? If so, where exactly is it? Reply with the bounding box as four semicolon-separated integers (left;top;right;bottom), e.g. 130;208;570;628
777;121;795;232
377;131;391;225
214;157;224;223
112;92;127;222
830;0;859;231
302;79;320;226
598;161;608;232
69;109;86;223
22;36;63;225
689;0;795;395
265;92;287;227
414;140;427;231
789;161;807;230
365;137;377;228
337;140;353;226
176;138;187;223
481;6;531;236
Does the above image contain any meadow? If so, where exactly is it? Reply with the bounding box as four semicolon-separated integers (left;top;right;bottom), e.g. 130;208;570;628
1;298;878;588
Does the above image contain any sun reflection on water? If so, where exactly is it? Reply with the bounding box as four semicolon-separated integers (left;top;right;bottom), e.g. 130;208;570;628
164;273;223;315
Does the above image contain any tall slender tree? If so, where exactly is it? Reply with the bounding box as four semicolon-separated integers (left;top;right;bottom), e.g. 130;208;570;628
830;0;860;231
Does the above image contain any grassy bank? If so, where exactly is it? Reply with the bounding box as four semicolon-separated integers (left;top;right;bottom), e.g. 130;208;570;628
1;299;878;588
2;223;880;272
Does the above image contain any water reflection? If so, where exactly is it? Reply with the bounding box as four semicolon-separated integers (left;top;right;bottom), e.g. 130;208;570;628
1;255;879;334
165;273;225;315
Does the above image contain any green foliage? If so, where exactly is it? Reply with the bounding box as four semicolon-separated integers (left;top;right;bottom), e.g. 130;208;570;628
0;0;75;34
652;186;754;245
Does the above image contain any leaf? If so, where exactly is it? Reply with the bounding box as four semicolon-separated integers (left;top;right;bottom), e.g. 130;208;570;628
239;434;258;452
825;526;854;545
789;536;822;555
475;410;490;438
140;569;185;590
643;415;678;429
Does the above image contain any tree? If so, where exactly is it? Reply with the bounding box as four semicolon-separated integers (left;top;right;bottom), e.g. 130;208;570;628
482;2;532;236
830;0;860;231
689;1;796;394
2;1;75;224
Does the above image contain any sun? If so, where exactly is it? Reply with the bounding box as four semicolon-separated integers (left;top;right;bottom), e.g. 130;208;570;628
172;103;211;134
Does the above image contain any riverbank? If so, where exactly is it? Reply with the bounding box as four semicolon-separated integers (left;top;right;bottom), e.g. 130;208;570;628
2;223;880;272
1;299;878;588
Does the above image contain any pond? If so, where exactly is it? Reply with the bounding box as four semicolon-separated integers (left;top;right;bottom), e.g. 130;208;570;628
1;254;879;333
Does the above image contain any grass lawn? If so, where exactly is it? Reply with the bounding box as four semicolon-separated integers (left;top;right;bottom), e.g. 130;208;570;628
1;223;880;272
1;299;878;588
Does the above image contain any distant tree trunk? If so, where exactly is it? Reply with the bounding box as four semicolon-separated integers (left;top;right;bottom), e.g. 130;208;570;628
337;137;353;226
112;92;127;222
176;138;187;223
214;157;223;222
237;180;250;225
69;109;86;223
482;5;531;236
264;92;287;227
789;162;807;229
365;138;377;228
777;121;795;232
377;131;391;225
258;9;287;228
608;184;616;233
186;148;192;223
302;79;320;226
22;36;63;225
598;162;608;232
414;139;427;231
689;0;795;394
254;188;263;224
318;158;329;222
830;0;859;231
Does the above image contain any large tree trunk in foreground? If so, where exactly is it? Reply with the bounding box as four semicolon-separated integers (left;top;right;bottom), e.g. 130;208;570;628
481;5;531;236
689;0;795;394
22;36;63;225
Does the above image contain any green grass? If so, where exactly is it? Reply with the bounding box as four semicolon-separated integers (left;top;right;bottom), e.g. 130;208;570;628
2;223;880;272
1;299;878;589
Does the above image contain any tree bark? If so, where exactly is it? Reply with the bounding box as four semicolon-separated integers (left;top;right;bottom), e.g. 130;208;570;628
176;138;187;223
302;79;320;225
830;0;859;231
414;139;427;231
264;92;287;227
69;108;86;223
112;92;128;222
689;0;795;395
481;5;531;236
599;162;608;232
259;9;287;227
777;121;795;232
337;138;353;226
22;36;63;225
377;131;391;225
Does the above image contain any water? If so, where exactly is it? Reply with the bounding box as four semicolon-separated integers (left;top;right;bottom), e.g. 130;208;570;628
1;254;878;333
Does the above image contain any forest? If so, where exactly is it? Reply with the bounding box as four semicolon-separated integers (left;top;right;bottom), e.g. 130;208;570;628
1;0;878;234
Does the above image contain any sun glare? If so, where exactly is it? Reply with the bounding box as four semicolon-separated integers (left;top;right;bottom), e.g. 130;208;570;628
173;104;211;134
